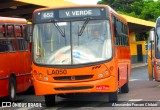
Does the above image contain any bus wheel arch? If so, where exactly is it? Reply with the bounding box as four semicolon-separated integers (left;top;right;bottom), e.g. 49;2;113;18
8;73;17;101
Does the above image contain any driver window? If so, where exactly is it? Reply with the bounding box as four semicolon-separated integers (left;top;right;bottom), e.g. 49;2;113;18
157;27;160;37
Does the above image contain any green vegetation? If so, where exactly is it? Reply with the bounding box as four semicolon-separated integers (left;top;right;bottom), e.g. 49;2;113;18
98;0;160;22
98;0;160;41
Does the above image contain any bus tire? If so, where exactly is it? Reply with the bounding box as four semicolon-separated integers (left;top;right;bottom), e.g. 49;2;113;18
45;95;55;107
108;91;118;102
8;77;16;102
121;72;129;93
121;82;129;93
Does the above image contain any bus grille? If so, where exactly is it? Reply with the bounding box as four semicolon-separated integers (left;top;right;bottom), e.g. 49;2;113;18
54;86;93;91
53;75;93;81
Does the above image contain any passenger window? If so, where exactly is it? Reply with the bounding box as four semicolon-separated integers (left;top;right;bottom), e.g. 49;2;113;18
0;25;8;52
15;25;22;37
6;24;14;37
16;25;25;51
0;25;5;38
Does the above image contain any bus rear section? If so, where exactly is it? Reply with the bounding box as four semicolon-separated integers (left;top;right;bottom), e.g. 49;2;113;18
30;5;131;106
0;17;32;101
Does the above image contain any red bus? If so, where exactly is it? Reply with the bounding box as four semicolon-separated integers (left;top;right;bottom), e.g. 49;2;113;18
0;17;31;101
148;16;160;81
28;5;131;106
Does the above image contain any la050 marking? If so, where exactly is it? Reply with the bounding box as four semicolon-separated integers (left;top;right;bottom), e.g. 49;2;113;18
47;69;67;75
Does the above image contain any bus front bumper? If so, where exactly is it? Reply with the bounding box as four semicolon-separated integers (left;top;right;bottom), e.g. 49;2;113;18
33;76;117;96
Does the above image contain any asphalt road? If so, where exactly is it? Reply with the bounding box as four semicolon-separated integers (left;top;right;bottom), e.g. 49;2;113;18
0;65;160;110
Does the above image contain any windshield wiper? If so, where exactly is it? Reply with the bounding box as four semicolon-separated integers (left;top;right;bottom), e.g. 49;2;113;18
52;20;65;37
78;18;90;36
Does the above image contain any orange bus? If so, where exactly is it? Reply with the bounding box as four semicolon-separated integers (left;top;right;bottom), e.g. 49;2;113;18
0;17;31;101
29;5;131;106
148;16;160;81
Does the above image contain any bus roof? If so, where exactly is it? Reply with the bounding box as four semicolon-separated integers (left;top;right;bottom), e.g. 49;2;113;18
33;5;127;23
34;5;115;13
0;16;27;24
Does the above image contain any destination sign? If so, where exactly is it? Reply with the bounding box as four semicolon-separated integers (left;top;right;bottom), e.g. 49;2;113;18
59;8;103;18
34;7;106;23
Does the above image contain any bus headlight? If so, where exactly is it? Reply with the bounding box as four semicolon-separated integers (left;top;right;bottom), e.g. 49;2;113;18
44;76;48;81
98;74;103;78
105;70;109;74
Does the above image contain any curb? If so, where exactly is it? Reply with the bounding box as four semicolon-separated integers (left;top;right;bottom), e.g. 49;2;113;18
131;63;147;69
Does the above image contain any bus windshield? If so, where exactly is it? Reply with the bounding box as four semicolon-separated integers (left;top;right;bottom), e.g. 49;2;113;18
33;20;112;65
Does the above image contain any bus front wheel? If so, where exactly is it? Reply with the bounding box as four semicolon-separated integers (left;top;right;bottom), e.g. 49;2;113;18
121;82;129;93
45;95;55;107
8;77;16;101
121;73;129;93
108;91;118;102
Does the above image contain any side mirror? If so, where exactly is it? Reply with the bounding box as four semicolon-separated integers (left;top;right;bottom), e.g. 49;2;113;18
149;28;155;42
25;24;32;42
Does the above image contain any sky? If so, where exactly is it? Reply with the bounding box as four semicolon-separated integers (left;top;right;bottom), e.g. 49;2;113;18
65;0;100;5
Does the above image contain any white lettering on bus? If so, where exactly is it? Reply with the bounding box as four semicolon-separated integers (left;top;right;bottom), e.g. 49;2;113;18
65;10;93;17
72;10;92;16
65;12;70;16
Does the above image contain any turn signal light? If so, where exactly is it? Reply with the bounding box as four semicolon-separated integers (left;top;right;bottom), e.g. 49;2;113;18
110;66;114;71
38;73;42;78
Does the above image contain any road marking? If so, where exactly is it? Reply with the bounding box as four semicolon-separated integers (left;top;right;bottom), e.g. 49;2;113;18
16;107;34;110
128;99;143;101
129;79;139;81
0;107;3;110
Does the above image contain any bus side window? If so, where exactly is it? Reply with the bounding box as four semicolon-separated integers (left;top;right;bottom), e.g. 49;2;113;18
6;24;14;37
0;25;5;37
112;15;120;45
15;25;22;37
0;25;8;52
16;25;25;51
23;25;28;50
6;24;17;52
0;25;3;38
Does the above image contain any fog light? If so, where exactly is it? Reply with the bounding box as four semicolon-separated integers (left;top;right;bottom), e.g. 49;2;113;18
38;73;42;78
44;76;48;81
105;70;108;74
98;74;103;78
110;66;114;71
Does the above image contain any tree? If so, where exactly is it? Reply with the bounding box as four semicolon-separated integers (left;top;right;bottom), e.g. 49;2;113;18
98;0;160;22
98;0;160;41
